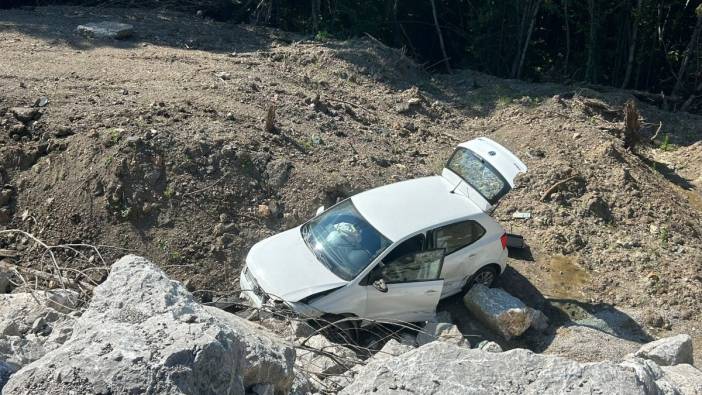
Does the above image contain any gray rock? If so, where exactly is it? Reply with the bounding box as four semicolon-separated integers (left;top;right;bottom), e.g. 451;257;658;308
634;334;694;366
416;322;468;347
76;22;134;39
583;194;612;222
543;324;640;363
463;285;532;340
620;357;667;394
0;291;78;367
289;370;315;395
9;107;40;123
527;307;549;331
372;339;413;361
341;342;663;394
3;255;295;395
661;364;702;394
477;340;503;353
290;320;316;339
295;335;359;377
265;159;292;188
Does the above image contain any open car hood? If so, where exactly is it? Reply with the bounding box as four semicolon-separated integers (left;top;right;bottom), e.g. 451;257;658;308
245;227;348;302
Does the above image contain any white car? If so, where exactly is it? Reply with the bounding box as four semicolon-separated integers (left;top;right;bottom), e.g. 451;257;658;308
240;137;526;325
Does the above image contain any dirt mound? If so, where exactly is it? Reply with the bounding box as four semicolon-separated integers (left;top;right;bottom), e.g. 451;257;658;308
1;5;702;362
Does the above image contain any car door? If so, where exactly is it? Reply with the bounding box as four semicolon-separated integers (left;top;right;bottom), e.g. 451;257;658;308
428;220;487;298
363;247;445;323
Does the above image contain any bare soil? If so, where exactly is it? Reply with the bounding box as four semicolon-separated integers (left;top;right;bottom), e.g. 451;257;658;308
1;6;701;366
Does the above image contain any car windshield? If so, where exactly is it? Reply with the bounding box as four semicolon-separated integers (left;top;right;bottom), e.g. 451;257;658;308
301;200;391;281
447;147;509;204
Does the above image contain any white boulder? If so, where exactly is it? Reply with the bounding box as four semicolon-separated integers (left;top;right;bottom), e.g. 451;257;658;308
3;255;295;395
341;341;668;394
463;285;532;340
661;364;702;394
634;334;694;366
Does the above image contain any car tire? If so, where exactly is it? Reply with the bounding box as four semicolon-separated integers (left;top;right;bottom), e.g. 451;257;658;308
319;315;359;344
464;266;498;291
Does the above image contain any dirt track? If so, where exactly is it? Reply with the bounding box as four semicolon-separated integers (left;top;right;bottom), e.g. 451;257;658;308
1;6;702;365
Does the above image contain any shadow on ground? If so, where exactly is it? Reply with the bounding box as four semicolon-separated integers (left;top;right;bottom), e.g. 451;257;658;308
0;5;277;54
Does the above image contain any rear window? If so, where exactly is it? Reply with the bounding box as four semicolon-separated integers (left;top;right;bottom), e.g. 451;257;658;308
446;147;509;204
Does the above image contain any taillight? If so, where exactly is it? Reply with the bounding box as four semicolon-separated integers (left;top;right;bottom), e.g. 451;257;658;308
500;233;508;250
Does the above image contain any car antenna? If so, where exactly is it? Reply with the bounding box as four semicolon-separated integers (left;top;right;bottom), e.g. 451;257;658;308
450;179;462;194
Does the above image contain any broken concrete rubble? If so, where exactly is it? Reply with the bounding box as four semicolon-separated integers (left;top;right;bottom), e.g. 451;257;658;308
2;255;296;395
463;284;533;340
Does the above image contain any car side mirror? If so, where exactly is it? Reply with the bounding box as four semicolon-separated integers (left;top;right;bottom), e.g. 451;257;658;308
373;278;388;293
315;206;325;216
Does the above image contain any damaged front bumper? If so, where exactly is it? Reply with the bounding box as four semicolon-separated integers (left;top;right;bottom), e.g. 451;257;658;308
239;267;324;318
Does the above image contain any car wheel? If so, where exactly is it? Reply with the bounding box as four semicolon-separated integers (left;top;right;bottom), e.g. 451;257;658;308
466;266;498;290
320;315;358;345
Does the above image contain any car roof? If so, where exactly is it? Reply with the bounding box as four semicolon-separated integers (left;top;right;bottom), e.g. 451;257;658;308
350;176;484;242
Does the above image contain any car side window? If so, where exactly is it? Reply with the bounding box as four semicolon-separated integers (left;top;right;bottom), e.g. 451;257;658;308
431;220;485;255
382;233;425;263
381;249;444;283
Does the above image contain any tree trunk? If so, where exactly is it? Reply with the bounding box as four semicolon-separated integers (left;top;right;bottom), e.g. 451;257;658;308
585;0;599;83
672;6;702;97
429;0;451;73
621;0;642;88
512;0;542;79
311;0;322;32
563;0;570;74
390;0;402;47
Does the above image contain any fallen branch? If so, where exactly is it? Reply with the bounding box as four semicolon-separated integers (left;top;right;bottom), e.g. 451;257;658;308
540;176;579;201
0;259;95;292
649;121;663;143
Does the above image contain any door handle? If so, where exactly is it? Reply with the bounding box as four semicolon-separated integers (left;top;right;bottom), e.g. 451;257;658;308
425;290;438;294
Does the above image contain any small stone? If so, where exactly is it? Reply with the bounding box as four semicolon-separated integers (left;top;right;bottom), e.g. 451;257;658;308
215;72;232;80
53;126;74;138
0;189;13;207
10;107;40;123
76;22;134;39
257;204;271;218
34;97;49;107
477;340;503;353
0;207;12;225
417;322;468;347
